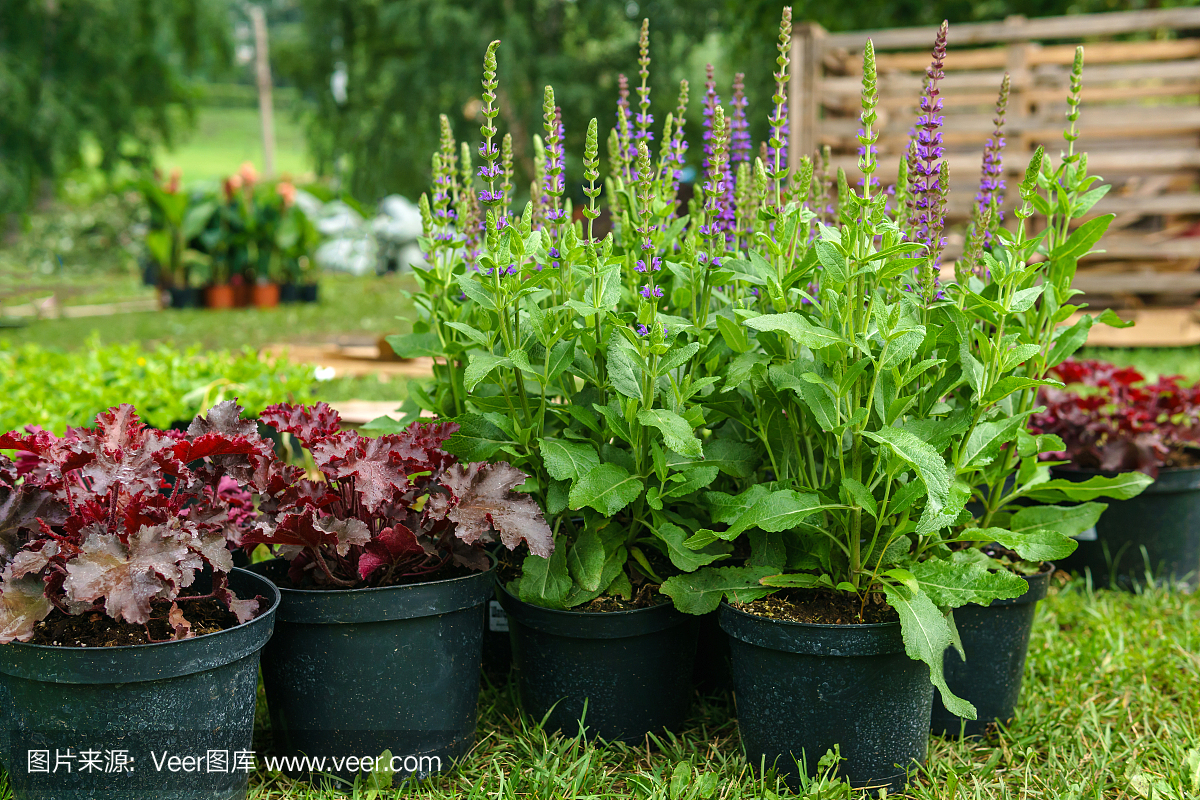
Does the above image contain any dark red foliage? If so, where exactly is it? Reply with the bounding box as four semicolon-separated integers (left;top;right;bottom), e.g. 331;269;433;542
245;403;553;588
0;402;269;643
1030;359;1200;477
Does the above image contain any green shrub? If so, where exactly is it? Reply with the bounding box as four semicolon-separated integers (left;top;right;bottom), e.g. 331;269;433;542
0;337;318;433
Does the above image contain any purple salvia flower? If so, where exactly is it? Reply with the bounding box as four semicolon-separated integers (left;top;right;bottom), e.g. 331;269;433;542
615;74;636;177
909;21;948;301
635;19;655;145
975;73;1009;248
636;324;650;337
667;80;689;187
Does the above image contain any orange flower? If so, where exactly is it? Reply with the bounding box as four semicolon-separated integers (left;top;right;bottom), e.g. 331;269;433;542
277;181;296;209
165;168;182;194
223;174;243;202
238;162;259;187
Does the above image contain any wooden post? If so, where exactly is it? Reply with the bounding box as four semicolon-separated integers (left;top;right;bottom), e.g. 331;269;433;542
250;5;276;178
789;22;827;176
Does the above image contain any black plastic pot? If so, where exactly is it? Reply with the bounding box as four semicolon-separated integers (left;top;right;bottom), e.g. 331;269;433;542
692;610;732;694
278;283;300;303
721;602;932;792
250;558;492;782
0;569;278;800
298;283;319;303
931;568;1051;737
497;582;699;742
167;287;202;309
1054;466;1200;588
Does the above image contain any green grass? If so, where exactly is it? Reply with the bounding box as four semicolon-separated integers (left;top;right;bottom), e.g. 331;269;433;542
157;106;313;184
235;577;1200;799
0;274;416;352
1081;346;1200;384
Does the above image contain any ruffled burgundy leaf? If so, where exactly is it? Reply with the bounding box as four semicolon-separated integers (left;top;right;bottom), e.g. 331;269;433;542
431;462;554;558
260;402;342;447
357;524;423;581
328;436;411;514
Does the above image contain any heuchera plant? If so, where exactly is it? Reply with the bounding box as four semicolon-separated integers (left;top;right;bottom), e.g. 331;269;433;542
0;402;270;644
1030;359;1200;477
244;403;553;588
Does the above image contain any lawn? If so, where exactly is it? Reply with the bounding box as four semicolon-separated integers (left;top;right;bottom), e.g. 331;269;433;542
157;105;314;184
235;576;1199;798
0;274;416;352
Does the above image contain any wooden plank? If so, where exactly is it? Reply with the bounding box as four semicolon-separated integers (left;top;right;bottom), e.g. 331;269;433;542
869;39;1200;73
823;8;1200;51
831;148;1200;178
945;192;1200;217
1072;272;1200;293
1076;307;1200;347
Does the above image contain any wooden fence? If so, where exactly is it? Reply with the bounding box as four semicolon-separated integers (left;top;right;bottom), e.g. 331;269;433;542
787;8;1200;302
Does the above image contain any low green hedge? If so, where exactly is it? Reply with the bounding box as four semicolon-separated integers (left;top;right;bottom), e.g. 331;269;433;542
0;337;318;433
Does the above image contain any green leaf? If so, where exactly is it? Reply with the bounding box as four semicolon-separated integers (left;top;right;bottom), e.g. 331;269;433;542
568;463;644;515
607;338;643;400
960;416;1025;468
443;413;511;461
655;522;730;571
704;485;773;526
971;527;1078;561
708;489;824;540
814;240;849;285
464;352;510;391
1046;314;1093;369
1052;214;1113;262
637;408;702;458
660;566;778;615
981;377;1059;407
546;339;576;382
863;427;950;513
880;326;925;370
539;438;600;482
716;315;753;354
701;438;758;479
881;585;977;720
1010;503;1106;538
385;332;444;359
758;573;833;589
910;559;1027;608
1096;308;1133;329
518;549;572;609
443;322;490;348
658;342;701;375
457;273;497;310
1008;286;1044;313
509;348;537;377
746;313;843;350
566;528;606;592
1021;472;1153;502
663;465;720;498
842;477;877;518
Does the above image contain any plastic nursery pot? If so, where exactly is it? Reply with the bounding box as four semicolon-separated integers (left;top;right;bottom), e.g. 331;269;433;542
250;557;493;782
251;283;279;309
205;284;236;310
497;582;700;742
720;602;932;793
167;287;202;309
1054;466;1200;589
278;283;300;303
0;568;279;800
298;283;319;303
931;567;1051;737
691;609;732;694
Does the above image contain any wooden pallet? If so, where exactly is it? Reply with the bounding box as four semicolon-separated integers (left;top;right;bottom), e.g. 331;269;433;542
787;8;1200;301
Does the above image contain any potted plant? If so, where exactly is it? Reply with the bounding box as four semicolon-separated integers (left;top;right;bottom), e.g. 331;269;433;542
1028;358;1200;588
141;169;212;309
659;23;1147;789
382;26;743;742
0;402;278;800
275;181;316;304
242;402;552;781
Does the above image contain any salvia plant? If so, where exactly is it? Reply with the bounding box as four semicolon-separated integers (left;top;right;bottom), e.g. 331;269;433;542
390;10;1150;713
0;402;271;643
244;403;553;588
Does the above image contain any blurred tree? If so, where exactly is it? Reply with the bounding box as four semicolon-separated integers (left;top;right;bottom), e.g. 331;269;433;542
0;0;231;215
279;0;722;203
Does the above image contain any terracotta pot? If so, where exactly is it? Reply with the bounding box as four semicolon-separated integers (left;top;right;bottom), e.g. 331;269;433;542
252;282;280;308
205;284;236;309
232;281;252;308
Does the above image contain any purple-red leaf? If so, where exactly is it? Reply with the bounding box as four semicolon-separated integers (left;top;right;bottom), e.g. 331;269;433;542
431;462;554;558
0;576;53;644
260;402;342;446
357;524;423;581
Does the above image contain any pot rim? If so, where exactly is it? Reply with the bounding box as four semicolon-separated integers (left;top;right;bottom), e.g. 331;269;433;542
257;552;495;597
2;566;279;654
495;576;672;619
718;599;901;631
